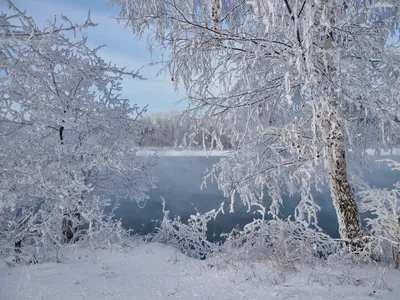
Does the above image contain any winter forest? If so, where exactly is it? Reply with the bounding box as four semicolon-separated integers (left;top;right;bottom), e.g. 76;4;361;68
1;0;400;299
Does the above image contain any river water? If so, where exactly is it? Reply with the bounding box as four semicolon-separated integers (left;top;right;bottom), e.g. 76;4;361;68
114;155;400;241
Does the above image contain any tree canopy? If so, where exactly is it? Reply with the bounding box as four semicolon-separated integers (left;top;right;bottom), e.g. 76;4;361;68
113;0;400;246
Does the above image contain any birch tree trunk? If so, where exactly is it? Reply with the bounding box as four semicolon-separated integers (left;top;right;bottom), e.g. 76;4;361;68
322;106;363;251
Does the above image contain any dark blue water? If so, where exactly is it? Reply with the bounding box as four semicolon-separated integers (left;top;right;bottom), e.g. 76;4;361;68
114;155;400;241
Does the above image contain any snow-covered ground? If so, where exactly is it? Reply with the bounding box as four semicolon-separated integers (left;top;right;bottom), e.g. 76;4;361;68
1;243;398;300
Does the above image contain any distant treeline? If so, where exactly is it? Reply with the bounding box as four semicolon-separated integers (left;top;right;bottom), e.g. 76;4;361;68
140;111;233;149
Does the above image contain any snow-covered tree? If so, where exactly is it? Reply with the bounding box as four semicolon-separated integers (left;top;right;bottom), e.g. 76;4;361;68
0;1;155;260
112;0;400;249
140;110;233;149
140;110;186;148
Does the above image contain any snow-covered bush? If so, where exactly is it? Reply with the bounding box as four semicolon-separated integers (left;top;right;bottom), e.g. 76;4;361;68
220;218;339;270
153;199;220;259
359;159;400;267
153;198;340;268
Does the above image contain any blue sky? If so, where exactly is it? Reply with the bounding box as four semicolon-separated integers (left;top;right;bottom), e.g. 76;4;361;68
1;0;186;112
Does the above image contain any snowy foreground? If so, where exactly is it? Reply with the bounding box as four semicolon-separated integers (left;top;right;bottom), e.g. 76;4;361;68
1;243;399;300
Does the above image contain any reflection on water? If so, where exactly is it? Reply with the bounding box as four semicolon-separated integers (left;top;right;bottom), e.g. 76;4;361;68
113;155;400;241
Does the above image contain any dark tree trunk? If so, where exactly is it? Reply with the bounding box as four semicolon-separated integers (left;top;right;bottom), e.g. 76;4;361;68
62;208;80;243
395;247;400;269
14;239;22;263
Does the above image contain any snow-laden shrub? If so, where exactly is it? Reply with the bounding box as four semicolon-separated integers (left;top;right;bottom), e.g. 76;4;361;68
0;208;41;264
359;159;400;267
153;199;220;259
153;198;340;266
0;198;132;264
219;218;339;270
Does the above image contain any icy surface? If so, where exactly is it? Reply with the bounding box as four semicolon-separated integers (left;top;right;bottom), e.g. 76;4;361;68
1;243;399;300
